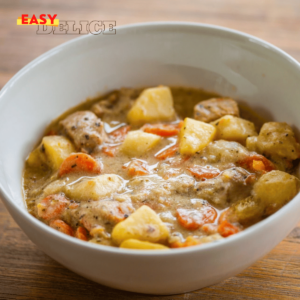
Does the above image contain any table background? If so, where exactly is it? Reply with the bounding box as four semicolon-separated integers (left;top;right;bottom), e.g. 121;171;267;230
1;0;300;299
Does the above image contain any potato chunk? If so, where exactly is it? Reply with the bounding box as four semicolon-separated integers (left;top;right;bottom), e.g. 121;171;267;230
253;170;299;215
121;130;161;157
247;122;300;160
194;98;239;123
127;86;176;125
179;118;216;155
27;136;75;170
211;115;257;145
112;205;169;246
120;239;169;250
65;174;123;201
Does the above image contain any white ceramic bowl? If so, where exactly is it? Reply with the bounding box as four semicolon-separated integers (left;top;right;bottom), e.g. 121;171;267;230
1;22;300;295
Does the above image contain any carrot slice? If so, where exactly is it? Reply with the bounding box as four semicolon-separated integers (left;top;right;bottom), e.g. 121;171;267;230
170;236;201;248
102;145;119;157
239;154;275;173
177;206;217;230
75;226;88;241
37;194;70;221
187;165;220;180
142;123;181;137
218;220;240;237
124;160;150;176
156;144;179;160
59;153;102;177
109;125;130;142
50;219;74;236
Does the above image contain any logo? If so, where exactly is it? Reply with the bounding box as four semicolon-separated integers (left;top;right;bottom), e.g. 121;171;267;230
17;15;116;35
17;14;58;26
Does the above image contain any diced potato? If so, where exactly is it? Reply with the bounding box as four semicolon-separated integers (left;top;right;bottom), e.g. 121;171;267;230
120;239;169;250
246;136;258;152
179;118;216;155
65;174;123;201
211;115;257;145
249;122;300;160
27;136;75;170
127;86;176;125
253;170;300;215
112;205;169;246
228;196;265;225
121;130;161;157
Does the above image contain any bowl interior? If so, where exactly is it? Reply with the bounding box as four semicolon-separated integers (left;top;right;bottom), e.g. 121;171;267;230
1;22;300;216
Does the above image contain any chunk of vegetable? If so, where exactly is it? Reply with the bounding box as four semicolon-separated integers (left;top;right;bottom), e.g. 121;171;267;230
155;144;179;160
177;206;217;230
246;122;300;160
127;86;176;125
124;160;150;176
187;165;220;180
142;123;181;137
121;130;161;157
109;125;130;142
59;153;102;177
211;115;257;145
170;236;200;248
218;220;240;237
75;227;88;241
252;170;300;215
111;205;169;246
27;136;75;170
120;239;169;250
65;174;123;201
238;154;275;173
179;118;216;155
49;219;73;236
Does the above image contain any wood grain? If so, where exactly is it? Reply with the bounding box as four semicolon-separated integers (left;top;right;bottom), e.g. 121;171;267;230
1;0;300;298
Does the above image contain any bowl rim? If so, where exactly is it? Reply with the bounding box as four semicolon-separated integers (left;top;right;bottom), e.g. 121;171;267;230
1;21;300;256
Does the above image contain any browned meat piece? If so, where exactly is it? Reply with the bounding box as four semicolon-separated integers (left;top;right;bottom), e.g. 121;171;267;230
79;200;135;231
195;167;254;208
194;98;239;123
60;111;106;153
91;88;142;123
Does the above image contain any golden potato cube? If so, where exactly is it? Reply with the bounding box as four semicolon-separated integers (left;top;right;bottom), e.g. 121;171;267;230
65;174;123;201
121;130;161;157
211;115;257;145
120;239;169;250
27;136;75;170
179;117;216;155
255;122;300;160
253;170;300;215
112;205;169;246
127;86;176;125
246;136;258;152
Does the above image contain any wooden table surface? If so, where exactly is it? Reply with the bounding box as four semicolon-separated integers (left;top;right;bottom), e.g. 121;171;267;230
1;0;300;299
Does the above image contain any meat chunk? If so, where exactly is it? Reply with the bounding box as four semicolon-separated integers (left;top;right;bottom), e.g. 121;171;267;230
60;111;106;153
79;200;135;231
195;167;253;208
91;88;140;123
194;98;239;123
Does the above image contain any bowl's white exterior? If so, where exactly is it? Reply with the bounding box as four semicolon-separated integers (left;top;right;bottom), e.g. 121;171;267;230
1;22;300;295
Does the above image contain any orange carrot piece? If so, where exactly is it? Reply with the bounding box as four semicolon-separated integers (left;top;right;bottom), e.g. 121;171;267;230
218;220;240;237
102;145;119;157
75;226;88;241
109;125;130;142
239;154;275;173
142;123;181;137
170;236;201;248
50;219;74;236
177;206;217;230
187;165;220;181
37;194;70;221
59;153;102;177
156;144;179;160
124;160;150;176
